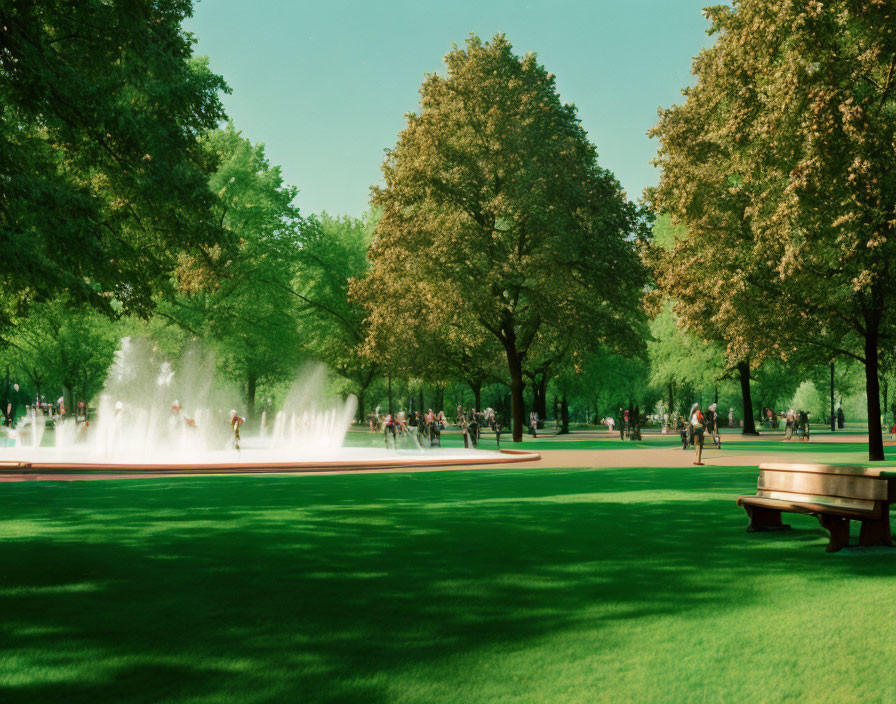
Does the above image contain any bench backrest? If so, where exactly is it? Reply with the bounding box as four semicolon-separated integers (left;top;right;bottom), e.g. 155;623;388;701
756;463;889;512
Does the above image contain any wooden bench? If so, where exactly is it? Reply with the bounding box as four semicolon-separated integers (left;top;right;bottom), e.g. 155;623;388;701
737;463;895;553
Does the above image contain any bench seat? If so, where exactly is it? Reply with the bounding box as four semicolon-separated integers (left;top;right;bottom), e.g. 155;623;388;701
737;494;881;520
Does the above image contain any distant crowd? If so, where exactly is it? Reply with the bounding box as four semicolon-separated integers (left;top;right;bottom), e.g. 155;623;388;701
4;398;91;428
368;406;512;448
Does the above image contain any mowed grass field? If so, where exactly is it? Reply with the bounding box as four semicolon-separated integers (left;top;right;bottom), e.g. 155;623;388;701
3;458;896;703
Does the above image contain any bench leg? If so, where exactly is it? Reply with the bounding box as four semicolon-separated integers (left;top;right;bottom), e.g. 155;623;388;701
745;506;791;532
818;515;850;553
858;514;894;547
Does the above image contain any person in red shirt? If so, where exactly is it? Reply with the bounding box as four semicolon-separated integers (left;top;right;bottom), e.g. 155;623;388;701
229;410;245;450
383;413;397;447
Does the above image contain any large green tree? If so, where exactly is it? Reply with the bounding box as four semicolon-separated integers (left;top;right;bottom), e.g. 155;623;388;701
161;124;304;418
292;214;380;421
650;2;896;459
358;34;645;441
4;297;121;408
0;0;229;332
647;303;726;419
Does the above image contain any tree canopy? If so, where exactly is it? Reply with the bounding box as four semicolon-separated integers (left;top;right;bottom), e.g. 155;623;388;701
356;34;646;441
0;0;230;332
649;1;896;459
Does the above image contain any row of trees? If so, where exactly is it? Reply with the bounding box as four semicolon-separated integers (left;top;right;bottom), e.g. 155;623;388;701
648;0;896;460
2;4;893;458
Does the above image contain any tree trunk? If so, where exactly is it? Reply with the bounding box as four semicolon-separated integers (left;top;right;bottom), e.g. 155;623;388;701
247;372;257;420
357;388;365;425
830;361;835;432
865;323;885;461
738;361;758;435
418;389;424;416
469;380;482;411
503;340;525;442
667;381;674;420
559;392;569;434
62;384;74;417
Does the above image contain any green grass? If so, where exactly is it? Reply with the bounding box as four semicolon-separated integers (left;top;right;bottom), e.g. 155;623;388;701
2;467;896;703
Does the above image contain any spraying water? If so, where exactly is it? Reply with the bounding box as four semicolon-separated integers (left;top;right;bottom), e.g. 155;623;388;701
1;337;510;469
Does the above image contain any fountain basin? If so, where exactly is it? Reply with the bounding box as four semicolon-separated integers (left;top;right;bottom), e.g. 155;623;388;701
0;447;540;477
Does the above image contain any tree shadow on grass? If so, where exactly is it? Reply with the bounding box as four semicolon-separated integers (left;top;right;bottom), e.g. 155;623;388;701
1;466;894;703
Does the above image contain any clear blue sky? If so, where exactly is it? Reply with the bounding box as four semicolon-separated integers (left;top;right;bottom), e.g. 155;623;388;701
186;0;714;217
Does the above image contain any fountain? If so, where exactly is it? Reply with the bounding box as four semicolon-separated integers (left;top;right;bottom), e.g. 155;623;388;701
0;338;538;476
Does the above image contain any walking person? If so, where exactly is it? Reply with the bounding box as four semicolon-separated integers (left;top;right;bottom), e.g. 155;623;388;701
784;409;795;440
798;410;810;442
383;412;397;448
707;403;721;448
460;415;471;448
680;413;690;450
469;412;479;448
690;402;706;466
631;406;642;441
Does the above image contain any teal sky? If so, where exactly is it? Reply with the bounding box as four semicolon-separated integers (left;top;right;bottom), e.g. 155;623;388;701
186;0;714;218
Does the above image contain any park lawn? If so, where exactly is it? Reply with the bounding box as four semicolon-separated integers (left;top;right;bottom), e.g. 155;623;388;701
2;467;895;703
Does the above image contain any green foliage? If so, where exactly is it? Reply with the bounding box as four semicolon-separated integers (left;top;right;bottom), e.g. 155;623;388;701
295;213;379;415
750;360;803;412
790;381;825;420
358;34;646;440
649;214;687;254
4;297;122;403
647;304;724;392
0;0;230;330
553;348;649;421
160;123;305;415
650;0;896;456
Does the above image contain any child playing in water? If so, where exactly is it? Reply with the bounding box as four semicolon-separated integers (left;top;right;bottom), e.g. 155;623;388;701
229;410;245;450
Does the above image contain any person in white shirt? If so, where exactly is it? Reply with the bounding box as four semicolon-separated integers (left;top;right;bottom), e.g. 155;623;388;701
690;402;706;466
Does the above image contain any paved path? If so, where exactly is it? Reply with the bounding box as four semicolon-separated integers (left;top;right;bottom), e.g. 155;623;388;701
0;432;882;481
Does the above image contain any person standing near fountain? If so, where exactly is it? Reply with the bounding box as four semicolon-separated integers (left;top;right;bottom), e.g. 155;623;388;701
468;411;480;448
424;408;436;445
382;412;397;448
229;410;245;450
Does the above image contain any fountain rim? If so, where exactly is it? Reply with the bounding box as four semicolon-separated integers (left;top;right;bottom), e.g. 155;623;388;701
0;449;541;475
